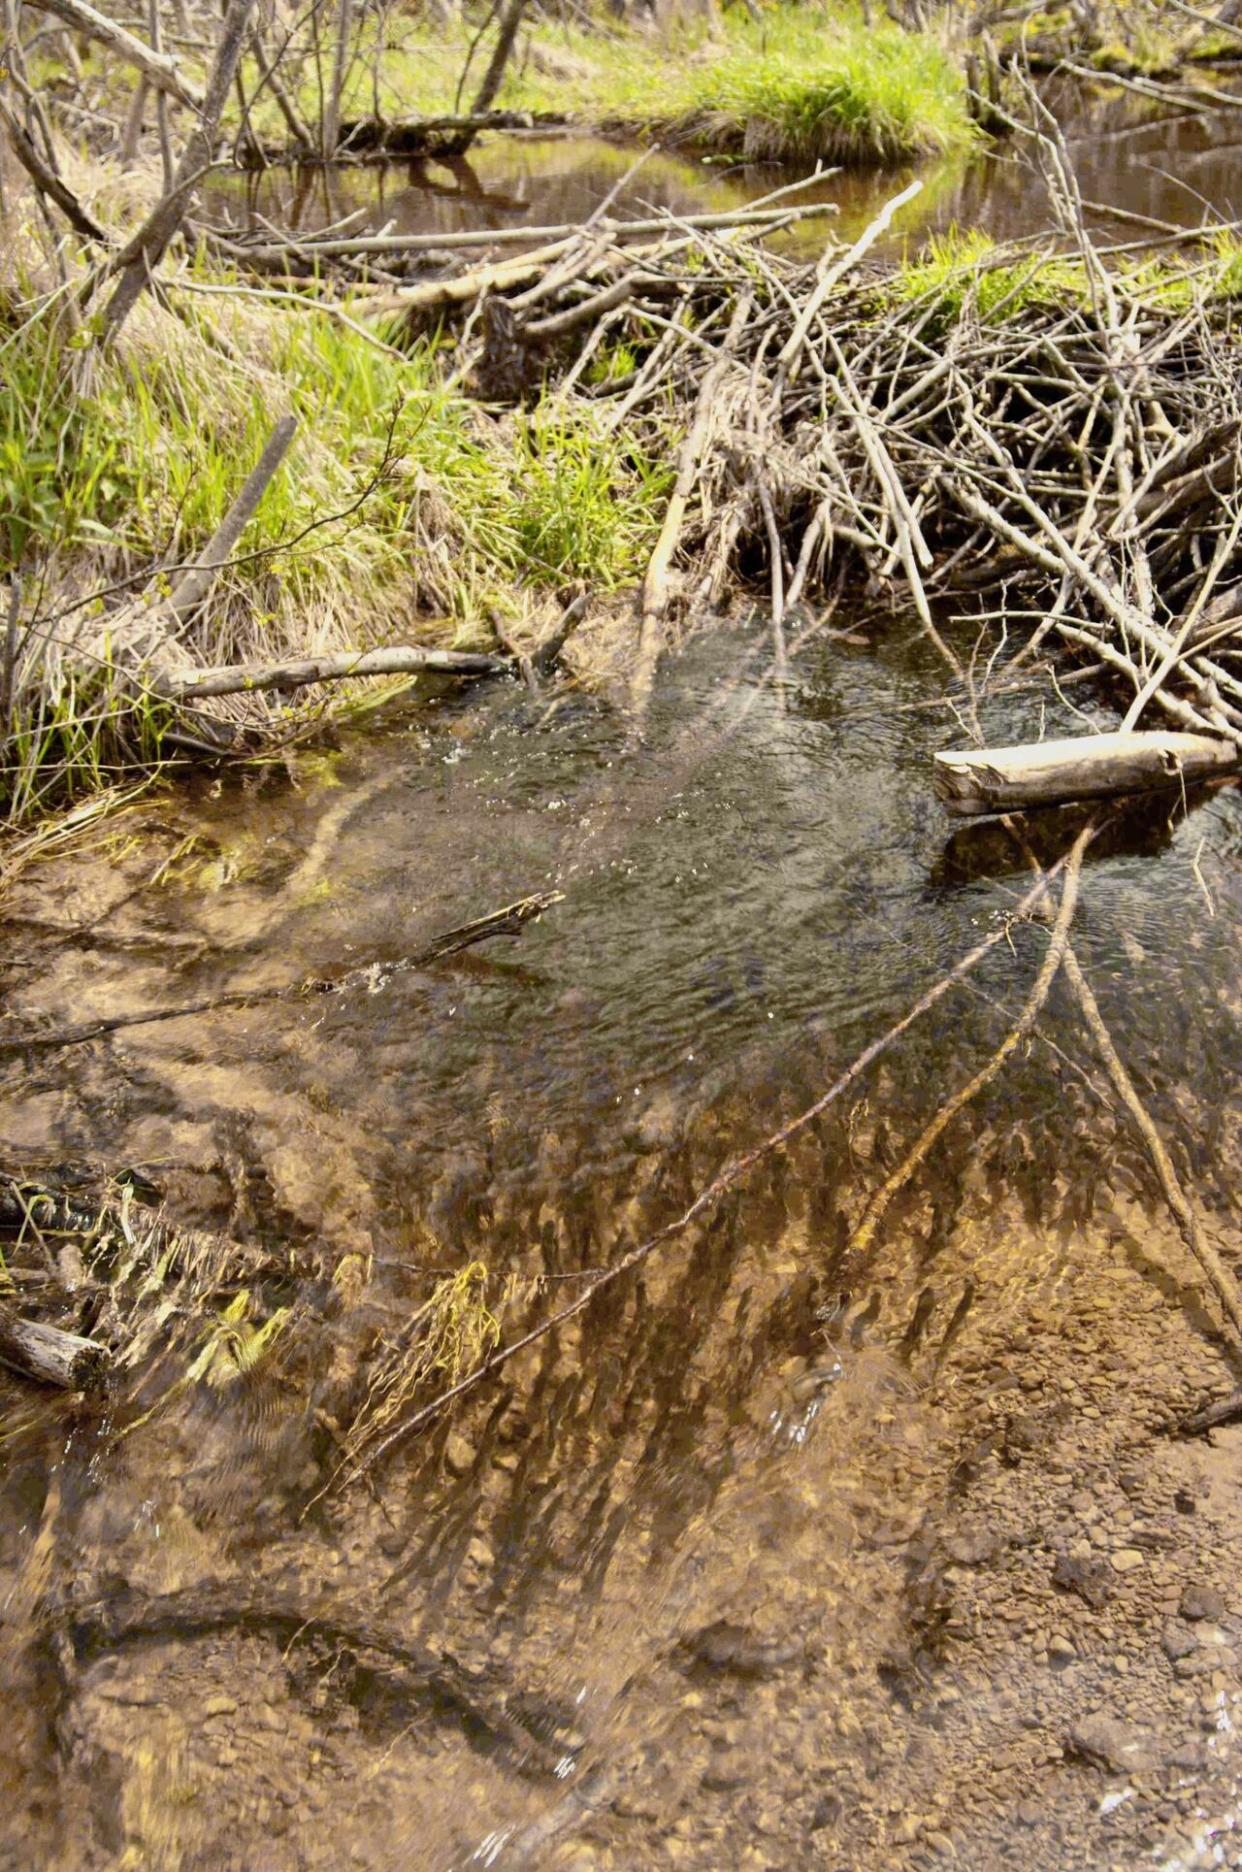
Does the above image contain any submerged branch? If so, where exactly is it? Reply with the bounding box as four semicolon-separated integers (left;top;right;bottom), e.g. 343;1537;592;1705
320;859;1073;1493
0;891;561;1056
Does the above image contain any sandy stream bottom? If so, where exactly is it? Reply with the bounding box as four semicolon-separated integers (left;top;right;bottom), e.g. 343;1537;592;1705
1;652;1240;1871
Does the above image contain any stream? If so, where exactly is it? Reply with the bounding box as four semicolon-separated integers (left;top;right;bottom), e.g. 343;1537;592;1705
2;610;1241;1867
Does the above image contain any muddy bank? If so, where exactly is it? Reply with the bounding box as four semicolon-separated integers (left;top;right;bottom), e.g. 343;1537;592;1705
1;623;1240;1867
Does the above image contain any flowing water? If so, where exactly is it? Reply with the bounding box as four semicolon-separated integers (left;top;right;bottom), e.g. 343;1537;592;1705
204;76;1242;258
2;614;1241;1868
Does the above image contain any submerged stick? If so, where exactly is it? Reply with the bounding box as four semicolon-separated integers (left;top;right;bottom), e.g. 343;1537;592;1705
0;891;561;1056
65;1580;564;1772
0;1310;110;1390
845;823;1091;1263
1063;945;1242;1346
325;860;1072;1490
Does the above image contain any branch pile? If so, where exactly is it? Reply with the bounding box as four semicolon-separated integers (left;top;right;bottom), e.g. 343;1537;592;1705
358;184;1242;737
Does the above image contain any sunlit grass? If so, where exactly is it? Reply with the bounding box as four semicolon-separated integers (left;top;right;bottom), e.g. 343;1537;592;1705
893;228;1087;328
0;249;674;826
244;5;975;168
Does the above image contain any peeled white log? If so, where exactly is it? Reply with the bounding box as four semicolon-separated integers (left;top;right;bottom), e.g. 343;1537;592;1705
934;731;1241;816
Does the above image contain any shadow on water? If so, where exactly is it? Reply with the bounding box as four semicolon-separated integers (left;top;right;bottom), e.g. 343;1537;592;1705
0;617;1240;1867
203;75;1242;262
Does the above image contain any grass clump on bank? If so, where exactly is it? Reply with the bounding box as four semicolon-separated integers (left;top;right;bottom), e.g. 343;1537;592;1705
0;234;671;832
247;5;976;169
664;14;975;164
892;229;1087;329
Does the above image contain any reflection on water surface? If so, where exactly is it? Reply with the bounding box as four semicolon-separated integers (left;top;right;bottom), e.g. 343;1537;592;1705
203;75;1242;261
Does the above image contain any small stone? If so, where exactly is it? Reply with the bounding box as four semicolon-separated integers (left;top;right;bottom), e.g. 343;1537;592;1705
701;1752;748;1792
444;1432;474;1474
1163;1622;1198;1662
1049;1635;1077;1664
1053;1551;1112;1608
1069;1715;1162;1774
1110;1549;1145;1574
1180;1584;1228;1622
1017;1800;1042;1827
1170;1741;1208;1771
811;1792;843;1833
202;1695;238;1718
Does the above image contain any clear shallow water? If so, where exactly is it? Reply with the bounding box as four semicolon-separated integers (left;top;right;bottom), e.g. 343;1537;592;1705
1;619;1240;1867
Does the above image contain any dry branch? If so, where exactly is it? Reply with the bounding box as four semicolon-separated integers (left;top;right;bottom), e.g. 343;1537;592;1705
156;644;508;700
27;0;204;108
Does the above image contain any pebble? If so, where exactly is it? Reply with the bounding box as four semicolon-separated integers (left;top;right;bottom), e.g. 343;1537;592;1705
1110;1549;1145;1573
1180;1583;1228;1622
1048;1635;1077;1664
1069;1715;1163;1774
202;1695;238;1718
1163;1622;1198;1662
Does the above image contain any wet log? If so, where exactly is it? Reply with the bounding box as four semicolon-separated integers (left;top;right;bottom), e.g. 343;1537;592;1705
156;644;508;701
934;731;1241;815
0;1310;110;1390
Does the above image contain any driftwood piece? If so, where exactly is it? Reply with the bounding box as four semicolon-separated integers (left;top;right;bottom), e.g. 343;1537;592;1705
156;643;508;701
934;731;1240;815
0;1310;110;1389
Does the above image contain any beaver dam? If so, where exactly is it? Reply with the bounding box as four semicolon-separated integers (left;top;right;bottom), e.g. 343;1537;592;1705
3;6;1242;1868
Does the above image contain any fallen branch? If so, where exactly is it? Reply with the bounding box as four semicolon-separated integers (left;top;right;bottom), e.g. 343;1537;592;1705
27;0;205;109
0;97;108;241
154;643;507;702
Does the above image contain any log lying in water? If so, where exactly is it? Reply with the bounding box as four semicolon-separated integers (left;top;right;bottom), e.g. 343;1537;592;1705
156;644;508;701
934;731;1241;816
0;1310;110;1390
